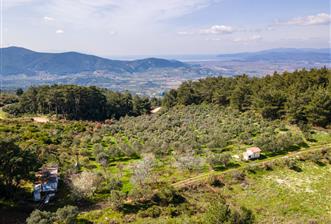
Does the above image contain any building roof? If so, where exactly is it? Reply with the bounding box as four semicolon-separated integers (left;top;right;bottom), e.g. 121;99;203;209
247;147;261;153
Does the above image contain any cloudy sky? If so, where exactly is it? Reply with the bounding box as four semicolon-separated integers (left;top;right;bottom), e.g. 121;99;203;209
1;0;330;56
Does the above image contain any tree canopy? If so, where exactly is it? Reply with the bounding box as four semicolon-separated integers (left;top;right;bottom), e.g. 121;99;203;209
162;68;331;127
4;85;152;120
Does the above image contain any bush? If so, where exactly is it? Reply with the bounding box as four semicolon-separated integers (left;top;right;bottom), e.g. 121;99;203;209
203;196;254;224
244;164;259;174
175;151;205;172
109;190;125;210
69;171;102;198
55;206;79;224
27;206;78;224
208;152;232;169
262;162;273;171
151;186;186;206
203;197;232;224
208;176;225;188
26;210;53;224
284;159;301;172
232;171;246;183
2;104;22;116
232;206;255;224
131;154;155;186
139;205;162;218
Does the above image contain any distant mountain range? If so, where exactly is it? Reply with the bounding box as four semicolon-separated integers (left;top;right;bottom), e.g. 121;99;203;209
217;48;331;62
0;47;188;76
1;46;329;95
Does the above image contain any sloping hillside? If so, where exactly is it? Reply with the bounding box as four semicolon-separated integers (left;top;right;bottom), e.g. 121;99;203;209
0;47;188;75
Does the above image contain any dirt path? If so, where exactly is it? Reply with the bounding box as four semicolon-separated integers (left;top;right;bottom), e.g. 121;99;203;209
172;143;331;189
33;117;50;123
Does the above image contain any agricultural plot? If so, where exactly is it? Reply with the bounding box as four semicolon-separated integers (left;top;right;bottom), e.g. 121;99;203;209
1;104;330;223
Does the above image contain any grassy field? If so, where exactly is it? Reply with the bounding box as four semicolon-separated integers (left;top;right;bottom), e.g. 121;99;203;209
220;161;331;223
76;146;331;224
0;108;7;119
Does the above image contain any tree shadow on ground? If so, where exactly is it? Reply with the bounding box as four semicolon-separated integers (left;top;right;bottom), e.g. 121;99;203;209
213;162;240;171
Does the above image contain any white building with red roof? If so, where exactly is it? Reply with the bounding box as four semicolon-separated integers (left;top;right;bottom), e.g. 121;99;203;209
243;147;261;160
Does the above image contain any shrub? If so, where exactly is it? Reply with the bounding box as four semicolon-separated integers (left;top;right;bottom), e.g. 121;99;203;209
231;171;246;184
151;186;186;206
131;154;155;186
208;176;225;188
55;206;79;224
203;197;231;224
138;205;162;218
203;196;255;224
231;206;255;224
3;103;22;116
262;162;273;171
174;151;205;172
284;159;301;172
27;206;79;224
109;190;125;210
208;152;232;169
69;171;102;198
244;164;259;174
26;210;53;224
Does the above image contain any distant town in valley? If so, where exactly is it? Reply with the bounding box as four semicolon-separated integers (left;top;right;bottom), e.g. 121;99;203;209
1;47;330;95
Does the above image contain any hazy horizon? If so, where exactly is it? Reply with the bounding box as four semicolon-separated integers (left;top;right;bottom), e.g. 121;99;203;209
2;45;330;62
1;0;330;56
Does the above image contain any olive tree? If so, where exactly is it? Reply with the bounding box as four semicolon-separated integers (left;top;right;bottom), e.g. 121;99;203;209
69;171;102;198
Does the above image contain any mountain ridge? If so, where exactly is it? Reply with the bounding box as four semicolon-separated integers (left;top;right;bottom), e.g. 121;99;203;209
217;48;331;62
0;46;189;76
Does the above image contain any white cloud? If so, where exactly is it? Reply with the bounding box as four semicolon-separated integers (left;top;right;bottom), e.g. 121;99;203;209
282;13;331;26
43;16;55;21
36;0;215;27
233;35;262;42
55;29;64;34
178;24;234;36
4;0;215;26
200;25;234;34
177;31;194;35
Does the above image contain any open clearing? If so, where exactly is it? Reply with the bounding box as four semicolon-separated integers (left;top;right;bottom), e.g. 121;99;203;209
32;117;50;123
0;109;7;119
219;161;331;223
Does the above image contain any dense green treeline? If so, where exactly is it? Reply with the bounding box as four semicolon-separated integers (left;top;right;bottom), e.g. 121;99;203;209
3;85;153;120
3;68;330;125
162;68;331;127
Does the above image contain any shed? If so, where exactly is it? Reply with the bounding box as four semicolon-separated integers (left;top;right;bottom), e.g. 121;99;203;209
243;147;261;160
33;165;59;202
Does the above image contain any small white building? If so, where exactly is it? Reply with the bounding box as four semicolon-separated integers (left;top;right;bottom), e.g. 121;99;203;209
33;166;59;202
243;147;261;160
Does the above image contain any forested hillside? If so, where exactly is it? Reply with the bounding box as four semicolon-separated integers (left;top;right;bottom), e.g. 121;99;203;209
0;68;331;223
4;68;331;127
163;67;331;127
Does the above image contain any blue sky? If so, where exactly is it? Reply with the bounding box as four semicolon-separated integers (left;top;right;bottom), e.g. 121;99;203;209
1;0;330;56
